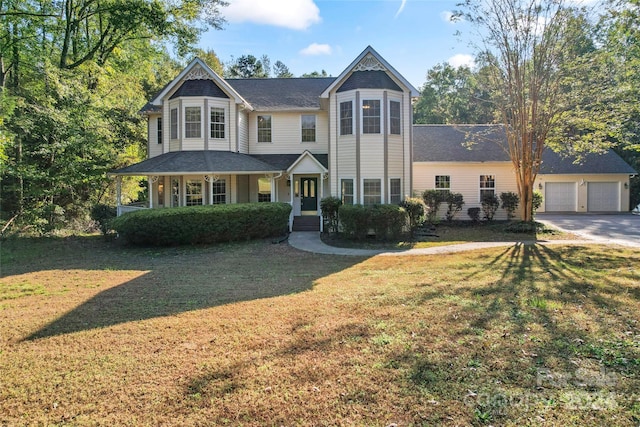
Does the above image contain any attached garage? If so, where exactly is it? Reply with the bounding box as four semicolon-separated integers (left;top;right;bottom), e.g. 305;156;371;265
545;182;577;212
587;182;619;212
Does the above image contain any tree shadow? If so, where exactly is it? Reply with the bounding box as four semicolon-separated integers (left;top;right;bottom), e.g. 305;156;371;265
14;237;367;341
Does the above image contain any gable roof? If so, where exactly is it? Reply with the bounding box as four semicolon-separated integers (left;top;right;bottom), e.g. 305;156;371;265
250;153;329;170
336;70;402;92
147;58;249;110
321;46;419;98
413;124;637;175
226;78;335;111
170;79;229;99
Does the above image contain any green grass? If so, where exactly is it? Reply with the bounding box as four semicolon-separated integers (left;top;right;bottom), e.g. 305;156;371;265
1;235;639;426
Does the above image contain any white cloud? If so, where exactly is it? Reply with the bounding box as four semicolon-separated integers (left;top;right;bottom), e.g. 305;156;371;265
224;0;321;30
448;54;475;68
300;43;332;56
395;0;407;19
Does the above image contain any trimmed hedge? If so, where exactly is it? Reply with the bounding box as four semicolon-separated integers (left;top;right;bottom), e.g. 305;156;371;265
339;204;407;241
111;202;292;246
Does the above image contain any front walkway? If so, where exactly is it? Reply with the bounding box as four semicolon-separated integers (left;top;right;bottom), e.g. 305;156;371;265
287;231;597;257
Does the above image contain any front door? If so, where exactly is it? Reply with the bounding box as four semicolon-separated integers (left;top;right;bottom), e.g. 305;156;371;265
300;177;318;212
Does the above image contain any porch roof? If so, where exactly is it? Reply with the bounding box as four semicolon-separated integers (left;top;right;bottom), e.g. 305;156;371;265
109;151;282;176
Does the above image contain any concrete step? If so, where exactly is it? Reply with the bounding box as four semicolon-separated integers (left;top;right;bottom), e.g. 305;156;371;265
293;216;320;231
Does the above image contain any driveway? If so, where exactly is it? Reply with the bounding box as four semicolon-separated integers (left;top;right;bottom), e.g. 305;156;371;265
537;213;640;248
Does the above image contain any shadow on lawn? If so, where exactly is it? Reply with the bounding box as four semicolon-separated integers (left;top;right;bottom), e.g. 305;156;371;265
16;237;366;341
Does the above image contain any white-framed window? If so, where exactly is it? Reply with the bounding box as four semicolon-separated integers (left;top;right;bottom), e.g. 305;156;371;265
171;177;180;207
435;175;451;192
362;99;381;134
257;115;272;143
480;175;496;201
341;179;354;205
389;100;401;135
185;107;201;138
363;179;381;206
157;179;164;207
389;178;402;204
210;107;225;139
185;179;203;206
301;114;316;142
211;179;226;204
157;117;163;144
258;177;271;202
340;101;353;136
170;108;178;139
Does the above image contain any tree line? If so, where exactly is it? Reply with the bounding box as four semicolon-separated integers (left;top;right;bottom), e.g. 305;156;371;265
1;0;639;232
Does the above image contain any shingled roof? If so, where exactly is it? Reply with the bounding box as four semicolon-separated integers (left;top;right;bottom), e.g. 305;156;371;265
110;151;330;176
110;151;282;176
226;77;335;110
412;124;636;175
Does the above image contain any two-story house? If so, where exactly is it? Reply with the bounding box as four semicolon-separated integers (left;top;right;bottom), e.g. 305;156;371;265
112;45;636;226
111;46;418;230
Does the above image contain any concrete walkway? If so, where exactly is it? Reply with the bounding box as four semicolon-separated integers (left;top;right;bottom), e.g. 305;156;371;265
287;231;598;257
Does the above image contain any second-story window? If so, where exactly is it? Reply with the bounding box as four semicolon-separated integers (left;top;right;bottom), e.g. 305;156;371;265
210;107;225;139
170;108;178;139
157;117;163;144
362;99;381;134
389;101;401;135
301;115;316;142
257;115;272;143
185;107;201;138
340;101;353;135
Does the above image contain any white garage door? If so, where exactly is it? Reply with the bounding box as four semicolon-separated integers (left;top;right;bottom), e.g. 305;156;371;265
545;182;577;212
588;182;619;212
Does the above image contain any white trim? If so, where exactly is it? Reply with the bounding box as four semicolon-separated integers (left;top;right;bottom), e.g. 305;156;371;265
256;114;273;143
360;98;383;135
388;98;402;136
389;177;402;204
361;177;383;205
149;58;251;110
300;113;317;143
183;104;203;139
286;150;328;174
339;99;355;136
209;104;227;141
339;177;355;205
320;46;419;98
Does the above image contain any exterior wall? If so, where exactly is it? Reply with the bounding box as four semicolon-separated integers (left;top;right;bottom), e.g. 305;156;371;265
413;161;518;220
238;109;249;153
147;113;163;159
330;89;411;204
247;111;329;155
536;174;631;212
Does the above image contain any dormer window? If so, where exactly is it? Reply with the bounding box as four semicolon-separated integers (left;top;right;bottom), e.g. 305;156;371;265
362;99;381;134
185;107;201;138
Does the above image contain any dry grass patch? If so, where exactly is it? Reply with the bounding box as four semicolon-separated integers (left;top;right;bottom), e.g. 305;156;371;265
1;236;639;426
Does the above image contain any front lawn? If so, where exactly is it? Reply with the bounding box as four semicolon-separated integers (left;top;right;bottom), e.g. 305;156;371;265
1;236;639;426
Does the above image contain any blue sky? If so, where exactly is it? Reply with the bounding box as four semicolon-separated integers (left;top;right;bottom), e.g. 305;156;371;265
198;0;476;89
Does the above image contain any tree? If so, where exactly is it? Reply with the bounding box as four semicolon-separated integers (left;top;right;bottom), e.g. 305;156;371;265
301;69;328;77
225;55;268;78
457;0;608;222
414;62;493;124
194;48;224;75
273;60;293;78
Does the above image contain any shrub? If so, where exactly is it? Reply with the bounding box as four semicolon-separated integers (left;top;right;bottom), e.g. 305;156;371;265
467;207;481;222
370;204;407;241
91;204;117;237
500;192;520;221
111;202;291;246
338;204;370;241
338;204;408;241
445;192;465;222
320;196;342;234
481;193;500;221
400;197;426;236
422;189;447;223
532;190;543;217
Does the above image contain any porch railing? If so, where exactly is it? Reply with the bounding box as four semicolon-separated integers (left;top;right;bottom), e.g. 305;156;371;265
117;202;148;216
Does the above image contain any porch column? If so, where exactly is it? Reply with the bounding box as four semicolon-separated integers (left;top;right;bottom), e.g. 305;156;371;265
289;174;294;232
270;175;275;202
116;176;122;216
149;177;154;209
